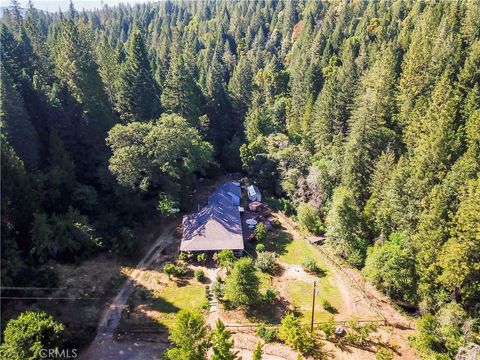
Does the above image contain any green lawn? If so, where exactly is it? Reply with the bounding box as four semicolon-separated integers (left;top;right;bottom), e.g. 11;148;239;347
151;281;206;329
284;278;341;323
265;229;343;323
267;230;329;267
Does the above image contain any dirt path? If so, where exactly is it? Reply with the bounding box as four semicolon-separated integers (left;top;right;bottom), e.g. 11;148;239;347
274;212;418;359
80;222;178;360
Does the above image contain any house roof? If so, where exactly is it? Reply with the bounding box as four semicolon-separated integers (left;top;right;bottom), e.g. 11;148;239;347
180;182;244;252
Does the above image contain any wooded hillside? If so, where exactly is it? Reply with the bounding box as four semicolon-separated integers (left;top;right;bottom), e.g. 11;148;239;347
1;1;479;358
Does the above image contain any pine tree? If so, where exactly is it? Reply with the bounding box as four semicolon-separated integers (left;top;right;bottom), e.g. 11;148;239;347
438;178;480;307
161;55;203;127
0;66;39;170
211;320;239;360
115;26;160;123
165;309;211;360
53;18;114;133
252;342;263;360
228;55;253;122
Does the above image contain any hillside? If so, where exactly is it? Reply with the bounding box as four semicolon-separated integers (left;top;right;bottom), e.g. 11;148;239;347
1;1;479;359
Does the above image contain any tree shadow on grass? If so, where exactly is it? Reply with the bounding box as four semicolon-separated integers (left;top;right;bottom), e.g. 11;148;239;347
264;229;293;258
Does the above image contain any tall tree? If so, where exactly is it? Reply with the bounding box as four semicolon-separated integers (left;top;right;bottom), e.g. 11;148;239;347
161;55;203;127
115;26;160;123
0;66;39;169
211;320;239;360
164;309;211;360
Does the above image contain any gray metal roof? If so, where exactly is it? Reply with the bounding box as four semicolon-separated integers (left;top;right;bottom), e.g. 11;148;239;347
180;182;244;252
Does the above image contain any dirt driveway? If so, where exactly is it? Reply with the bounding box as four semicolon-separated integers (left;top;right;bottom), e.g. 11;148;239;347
79;223;177;360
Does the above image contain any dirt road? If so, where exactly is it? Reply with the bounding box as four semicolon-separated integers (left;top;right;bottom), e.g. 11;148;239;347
80;223;177;360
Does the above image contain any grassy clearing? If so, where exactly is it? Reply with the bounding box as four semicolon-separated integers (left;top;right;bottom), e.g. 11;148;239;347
266;229;329;268
284;278;341;323
151;281;206;329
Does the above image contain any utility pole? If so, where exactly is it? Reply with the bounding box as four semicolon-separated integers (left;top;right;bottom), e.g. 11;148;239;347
310;280;317;332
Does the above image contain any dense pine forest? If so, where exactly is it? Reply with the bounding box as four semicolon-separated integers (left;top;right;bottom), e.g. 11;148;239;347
1;0;479;358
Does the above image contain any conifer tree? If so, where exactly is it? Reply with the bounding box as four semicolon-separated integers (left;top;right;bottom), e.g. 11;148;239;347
0;66;39;170
115;26;159;123
211;320;239;360
161;55;203;127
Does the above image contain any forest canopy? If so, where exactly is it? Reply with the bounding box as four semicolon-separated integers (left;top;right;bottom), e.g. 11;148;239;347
0;0;479;358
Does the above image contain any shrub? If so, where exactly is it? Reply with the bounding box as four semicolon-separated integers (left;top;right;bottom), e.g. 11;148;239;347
376;347;394;360
254;223;268;242
280;198;295;215
263;288;278;304
279;313;316;354
164;263;188;279
178;252;187;262
302;258;325;276
320;299;336;313
297;202;324;235
345;319;377;347
213;249;236;269
197;252;207;263
256;243;265;252
194;269;205;282
256;251;276;272
318;316;335;339
211;280;225;300
257;323;278;343
174;264;188;276
164;263;176;279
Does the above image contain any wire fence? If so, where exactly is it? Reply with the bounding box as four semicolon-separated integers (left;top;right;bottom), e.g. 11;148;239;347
277;213;388;325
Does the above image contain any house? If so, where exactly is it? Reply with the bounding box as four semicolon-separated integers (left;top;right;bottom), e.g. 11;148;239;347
180;182;244;256
247;185;262;202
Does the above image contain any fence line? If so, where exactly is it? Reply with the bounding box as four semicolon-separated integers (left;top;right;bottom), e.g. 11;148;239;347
277;214;388;325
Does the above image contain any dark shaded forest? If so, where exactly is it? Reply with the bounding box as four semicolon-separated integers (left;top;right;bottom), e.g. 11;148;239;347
1;0;479;358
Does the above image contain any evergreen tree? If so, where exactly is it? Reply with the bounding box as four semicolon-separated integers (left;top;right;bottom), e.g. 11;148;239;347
252;342;263;360
0;66;39;169
224;257;260;308
115;26;160;123
165;309;211;360
161;55;203;127
211;319;239;360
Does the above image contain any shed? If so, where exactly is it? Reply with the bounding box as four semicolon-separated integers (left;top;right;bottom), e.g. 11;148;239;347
247;185;262;202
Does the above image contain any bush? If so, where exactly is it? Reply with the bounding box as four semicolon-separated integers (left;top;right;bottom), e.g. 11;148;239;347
178;252;187;262
257;323;278;343
256;243;265;252
197;252;207;263
254;223;268;242
345;319;377;347
376;347;394;360
318;316;335;339
302;258;325;276
213;249;236;269
297;202;324;235
211;280;225;300
256;251;276;272
263;288;278;304
321;299;336;313
163;263;188;279
194;269;205;282
174;264;188;276
280;198;295;215
164;263;176;279
279;313;316;354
